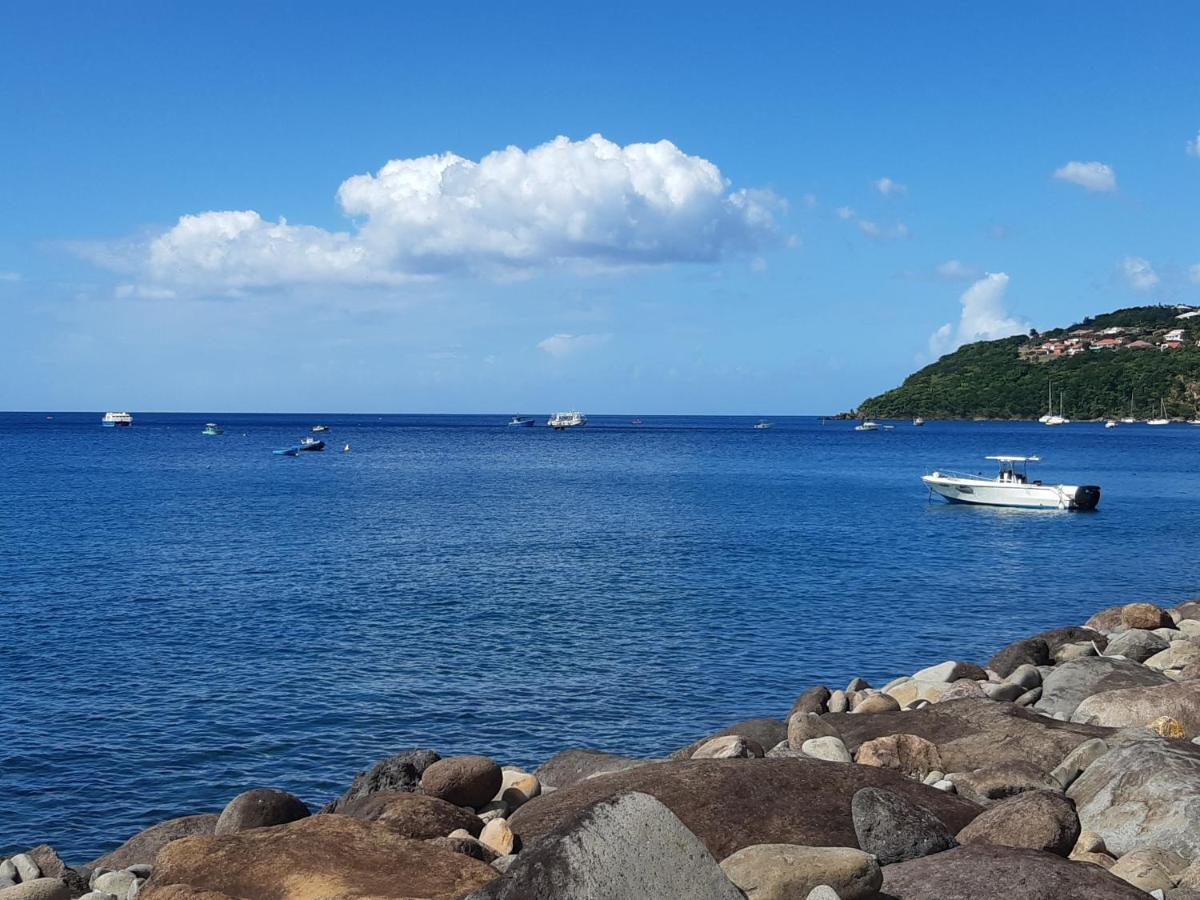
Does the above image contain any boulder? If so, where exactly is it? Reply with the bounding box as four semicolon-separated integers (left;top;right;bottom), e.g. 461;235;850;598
826;698;1112;772
1006;664;1042;691
1068;737;1200;861
464;792;743;900
692;735;763;759
950;761;1061;805
801;737;852;763
140;814;496;900
19;848;66;882
1174;601;1200;623
913;661;988;683
1035;657;1170;719
428;834;500;863
421;756;503;809
1049;737;1110;790
790;686;831;717
988;627;1108;677
855;734;942;780
1108;847;1187;893
478;818;516;856
1072;681;1200;738
213;789;309;835
497;770;540;808
1122;603;1174;631
1086;607;1125;632
787;712;841;749
1147;642;1200;673
979;682;1023;702
0;880;71;900
880;843;1149;899
1055;641;1098;663
532;749;653;789
720;845;881;900
85;815;219;871
941;680;989;702
322;748;440;813
851;786;957;865
851;693;900;714
883;679;948;708
1105;629;1170;663
507;758;979;861
332;791;483;838
955;789;1080;855
671;719;788;760
9;857;39;883
92;871;137;897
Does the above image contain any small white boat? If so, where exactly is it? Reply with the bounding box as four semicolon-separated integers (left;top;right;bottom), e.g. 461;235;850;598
547;411;587;429
1147;400;1170;426
854;420;880;432
754;419;773;429
201;422;224;436
1042;384;1069;425
913;417;925;427
343;443;352;452
312;424;330;433
507;416;535;427
102;411;133;427
1104;420;1118;429
1120;418;1137;424
923;456;1100;510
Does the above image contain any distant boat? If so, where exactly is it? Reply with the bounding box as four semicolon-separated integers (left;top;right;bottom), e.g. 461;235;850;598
754;419;773;429
272;447;299;457
1121;389;1137;424
1104;420;1118;429
201;422;224;436
913;417;925;427
102;411;133;428
1148;399;1170;426
312;424;330;433
923;455;1100;510
343;443;352;452
298;437;325;451
548;411;587;429
854;420;880;432
507;416;535;427
631;418;643;426
1044;388;1069;426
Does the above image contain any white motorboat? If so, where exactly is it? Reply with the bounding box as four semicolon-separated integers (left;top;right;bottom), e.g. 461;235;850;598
547;411;587;429
754;419;773;429
102;411;133;427
922;455;1100;510
1104;420;1118;429
913;417;925;427
854;420;880;432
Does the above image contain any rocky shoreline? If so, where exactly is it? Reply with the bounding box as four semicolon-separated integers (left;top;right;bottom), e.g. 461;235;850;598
8;599;1200;899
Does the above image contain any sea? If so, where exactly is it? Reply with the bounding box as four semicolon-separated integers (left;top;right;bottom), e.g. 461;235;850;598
2;411;1199;860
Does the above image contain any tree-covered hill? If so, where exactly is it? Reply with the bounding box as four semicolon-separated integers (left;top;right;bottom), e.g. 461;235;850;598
858;306;1200;420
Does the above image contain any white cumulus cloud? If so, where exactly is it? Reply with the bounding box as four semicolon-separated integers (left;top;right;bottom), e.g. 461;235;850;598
81;135;782;295
537;332;610;359
1122;256;1159;291
1188;132;1200;157
928;273;1029;357
874;177;907;197
1053;160;1117;192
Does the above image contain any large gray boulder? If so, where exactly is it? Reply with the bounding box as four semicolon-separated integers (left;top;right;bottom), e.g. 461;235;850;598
85;814;219;871
214;788;310;835
508;758;979;861
1104;629;1170;663
1034;657;1170;719
851;787;957;865
880;844;1149;899
533;749;655;789
955;790;1080;856
1068;737;1200;861
322;748;440;812
1071;681;1200;738
465;792;743;900
670;719;788;760
825;698;1111;772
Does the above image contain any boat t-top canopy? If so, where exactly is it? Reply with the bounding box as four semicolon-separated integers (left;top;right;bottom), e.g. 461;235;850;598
986;455;1041;463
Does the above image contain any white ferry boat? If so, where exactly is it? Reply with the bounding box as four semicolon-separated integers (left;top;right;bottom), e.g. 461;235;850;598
102;411;133;427
922;456;1100;510
547;411;587;430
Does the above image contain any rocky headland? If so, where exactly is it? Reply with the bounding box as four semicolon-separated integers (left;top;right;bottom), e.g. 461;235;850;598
8;599;1200;899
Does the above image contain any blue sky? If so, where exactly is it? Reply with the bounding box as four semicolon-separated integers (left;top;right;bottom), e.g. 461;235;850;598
4;2;1200;413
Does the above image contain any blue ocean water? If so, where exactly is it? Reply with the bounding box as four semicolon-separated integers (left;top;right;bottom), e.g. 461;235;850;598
2;411;1198;860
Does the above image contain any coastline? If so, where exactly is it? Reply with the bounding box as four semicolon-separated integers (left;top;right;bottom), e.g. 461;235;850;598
8;598;1200;898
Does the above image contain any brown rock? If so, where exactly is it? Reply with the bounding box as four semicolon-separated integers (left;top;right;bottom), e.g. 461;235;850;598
880;844;1147;899
1107;847;1187;892
506;758;980;861
670;719;788;760
321;748;440;813
950;761;1061;805
420;756;503;809
938;680;989;703
1086;607;1126;632
532;749;653;789
955;790;1080;855
787;712;841;749
478;818;516;855
427;834;501;864
332;791;483;837
498;770;541;808
692;734;764;759
214;789;309;835
852;693;901;714
86;814;220;871
826;698;1112;773
988;627;1109;677
855;734;942;780
789;686;831;717
1122;602;1174;631
140;814;496;900
1173;600;1200;623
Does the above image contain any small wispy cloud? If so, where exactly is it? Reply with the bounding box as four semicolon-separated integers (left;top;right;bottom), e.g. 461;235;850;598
935;259;982;281
1053;160;1117;192
856;219;910;241
1122;256;1159;291
1188;132;1200;157
874;176;907;197
537;332;611;359
835;206;855;221
0;271;20;282
1189;264;1200;284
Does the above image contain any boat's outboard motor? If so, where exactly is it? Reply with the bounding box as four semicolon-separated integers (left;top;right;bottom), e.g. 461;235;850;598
1073;485;1101;511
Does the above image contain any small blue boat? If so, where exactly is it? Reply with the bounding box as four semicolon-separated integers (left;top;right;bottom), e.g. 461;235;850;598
201;422;224;436
272;447;299;457
298;438;325;451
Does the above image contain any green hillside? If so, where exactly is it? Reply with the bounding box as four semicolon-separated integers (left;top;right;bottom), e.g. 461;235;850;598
858;305;1200;420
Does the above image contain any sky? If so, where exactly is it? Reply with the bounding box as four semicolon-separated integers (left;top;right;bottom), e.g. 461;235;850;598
3;2;1200;414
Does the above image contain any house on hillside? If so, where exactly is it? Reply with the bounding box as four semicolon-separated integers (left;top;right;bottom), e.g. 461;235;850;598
1091;337;1125;350
1128;340;1154;350
1164;328;1186;343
